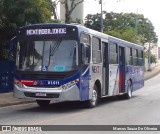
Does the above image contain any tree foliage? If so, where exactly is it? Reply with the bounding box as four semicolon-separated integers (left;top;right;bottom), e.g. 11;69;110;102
0;0;53;60
84;13;101;31
84;12;158;46
0;0;2;22
1;0;52;26
150;54;157;64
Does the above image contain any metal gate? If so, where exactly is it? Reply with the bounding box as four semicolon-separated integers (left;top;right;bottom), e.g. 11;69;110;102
0;61;14;93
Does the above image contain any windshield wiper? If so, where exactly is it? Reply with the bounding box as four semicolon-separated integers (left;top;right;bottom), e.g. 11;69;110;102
48;40;62;67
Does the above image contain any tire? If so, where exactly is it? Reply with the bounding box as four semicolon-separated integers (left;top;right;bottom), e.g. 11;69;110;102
85;85;99;108
124;80;132;99
36;100;50;107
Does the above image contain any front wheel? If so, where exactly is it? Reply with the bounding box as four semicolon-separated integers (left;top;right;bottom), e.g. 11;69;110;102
36;100;50;107
85;85;99;108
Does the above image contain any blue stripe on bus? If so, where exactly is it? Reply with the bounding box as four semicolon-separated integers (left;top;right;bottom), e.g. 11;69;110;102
80;67;90;101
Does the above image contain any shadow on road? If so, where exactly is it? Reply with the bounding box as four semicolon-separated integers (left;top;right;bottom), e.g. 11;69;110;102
19;95;139;114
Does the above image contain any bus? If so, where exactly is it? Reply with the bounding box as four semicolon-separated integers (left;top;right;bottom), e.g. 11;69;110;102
11;23;144;108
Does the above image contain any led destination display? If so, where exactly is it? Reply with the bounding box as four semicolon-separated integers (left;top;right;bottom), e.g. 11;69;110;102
26;28;67;35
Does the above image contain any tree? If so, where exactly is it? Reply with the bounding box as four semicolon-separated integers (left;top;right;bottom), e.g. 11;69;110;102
84;13;101;31
2;0;52;26
52;0;59;20
60;0;84;23
150;54;157;64
0;0;4;33
84;12;158;46
0;0;53;60
0;0;2;24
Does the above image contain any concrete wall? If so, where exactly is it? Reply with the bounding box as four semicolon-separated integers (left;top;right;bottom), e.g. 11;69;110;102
145;58;160;71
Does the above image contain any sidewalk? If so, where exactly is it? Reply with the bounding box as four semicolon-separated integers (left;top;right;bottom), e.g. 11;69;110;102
144;64;160;80
0;65;160;107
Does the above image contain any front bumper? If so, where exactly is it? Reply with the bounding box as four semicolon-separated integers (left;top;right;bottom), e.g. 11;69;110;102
13;85;80;102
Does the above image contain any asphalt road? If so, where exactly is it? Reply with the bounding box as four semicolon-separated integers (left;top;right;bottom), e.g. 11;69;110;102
1;74;160;134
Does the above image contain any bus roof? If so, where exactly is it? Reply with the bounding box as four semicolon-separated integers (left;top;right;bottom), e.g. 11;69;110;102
73;24;144;50
19;23;144;50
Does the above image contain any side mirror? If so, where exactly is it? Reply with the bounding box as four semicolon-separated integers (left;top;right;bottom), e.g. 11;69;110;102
9;37;16;61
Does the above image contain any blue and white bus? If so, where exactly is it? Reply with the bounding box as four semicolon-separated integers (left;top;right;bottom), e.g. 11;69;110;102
11;23;144;108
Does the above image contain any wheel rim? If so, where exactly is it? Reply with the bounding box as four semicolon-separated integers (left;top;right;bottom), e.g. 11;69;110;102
91;89;98;106
128;83;132;98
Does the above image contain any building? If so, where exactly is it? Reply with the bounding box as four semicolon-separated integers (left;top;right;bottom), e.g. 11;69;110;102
144;42;159;70
158;47;160;60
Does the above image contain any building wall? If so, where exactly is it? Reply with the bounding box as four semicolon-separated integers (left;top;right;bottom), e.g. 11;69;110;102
158;47;160;60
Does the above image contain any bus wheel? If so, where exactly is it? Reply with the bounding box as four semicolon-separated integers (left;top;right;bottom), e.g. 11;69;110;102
36;100;50;107
85;85;98;108
124;80;132;99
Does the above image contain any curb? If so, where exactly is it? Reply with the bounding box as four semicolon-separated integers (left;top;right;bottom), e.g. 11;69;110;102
144;67;160;80
0;101;35;107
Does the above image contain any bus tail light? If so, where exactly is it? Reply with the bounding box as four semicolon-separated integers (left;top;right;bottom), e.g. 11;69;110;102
61;79;79;90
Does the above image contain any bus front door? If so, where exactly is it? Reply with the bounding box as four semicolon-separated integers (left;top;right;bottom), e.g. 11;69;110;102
102;42;109;95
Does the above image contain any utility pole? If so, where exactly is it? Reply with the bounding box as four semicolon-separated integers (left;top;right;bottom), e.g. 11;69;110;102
100;0;103;33
135;8;138;35
148;41;151;71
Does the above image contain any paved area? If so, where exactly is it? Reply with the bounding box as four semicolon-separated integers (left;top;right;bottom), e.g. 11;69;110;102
144;64;160;80
0;65;160;107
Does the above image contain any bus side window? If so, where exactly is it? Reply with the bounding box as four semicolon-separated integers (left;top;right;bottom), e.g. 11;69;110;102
81;43;90;64
92;37;102;63
80;33;91;65
109;42;118;64
126;47;133;65
132;49;138;66
138;50;144;66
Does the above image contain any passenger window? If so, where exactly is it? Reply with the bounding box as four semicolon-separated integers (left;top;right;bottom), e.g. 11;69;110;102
109;42;118;64
92;37;102;63
132;49;138;66
126;47;133;65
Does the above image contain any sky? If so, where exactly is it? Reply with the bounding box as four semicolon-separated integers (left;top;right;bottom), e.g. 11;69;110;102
84;0;160;46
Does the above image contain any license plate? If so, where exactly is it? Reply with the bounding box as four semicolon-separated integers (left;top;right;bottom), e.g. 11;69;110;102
35;92;46;97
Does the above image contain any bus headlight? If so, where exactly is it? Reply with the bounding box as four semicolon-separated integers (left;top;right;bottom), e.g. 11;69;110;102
61;79;79;90
14;79;24;88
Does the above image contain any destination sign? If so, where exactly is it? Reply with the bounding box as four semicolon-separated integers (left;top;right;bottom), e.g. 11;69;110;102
26;28;67;35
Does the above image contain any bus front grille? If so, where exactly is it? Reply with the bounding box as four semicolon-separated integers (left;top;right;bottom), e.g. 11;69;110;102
24;92;60;98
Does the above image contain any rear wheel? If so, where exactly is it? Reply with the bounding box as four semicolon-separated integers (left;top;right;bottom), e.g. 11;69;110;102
117;80;132;100
36;100;50;107
124;80;132;99
85;85;99;108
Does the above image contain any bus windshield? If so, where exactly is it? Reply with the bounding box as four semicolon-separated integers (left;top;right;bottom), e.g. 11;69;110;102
15;39;78;72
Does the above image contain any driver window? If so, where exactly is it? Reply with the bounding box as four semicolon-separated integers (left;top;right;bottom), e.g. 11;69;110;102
82;44;90;64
